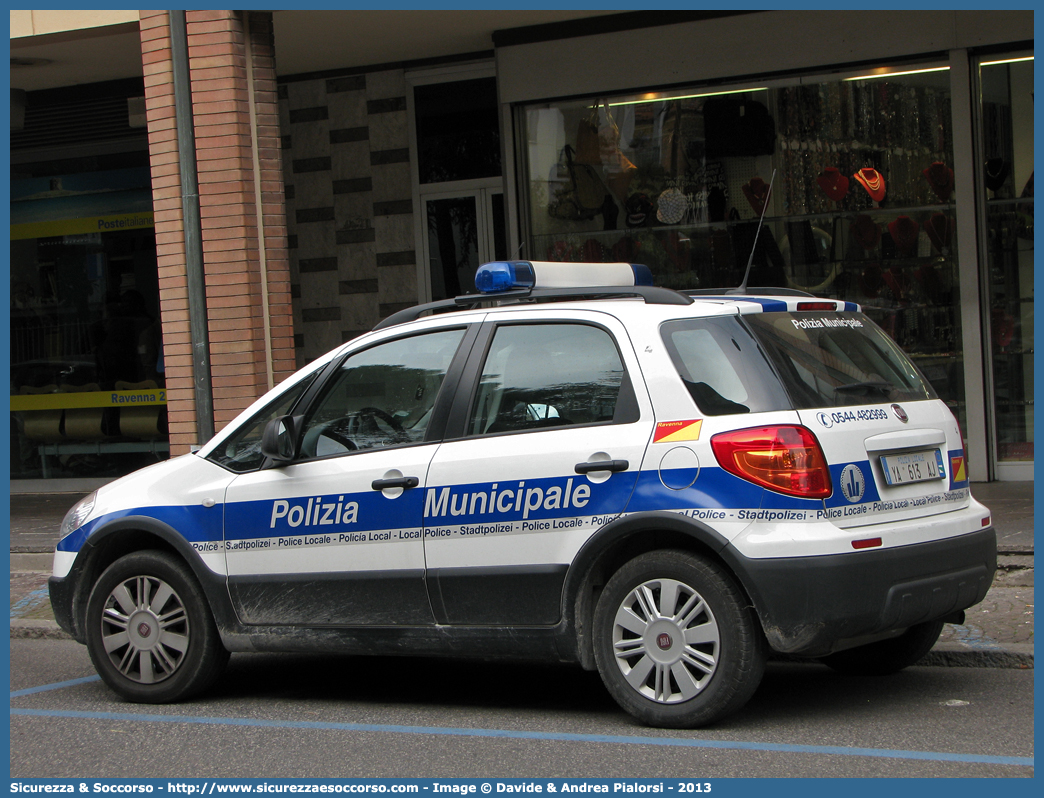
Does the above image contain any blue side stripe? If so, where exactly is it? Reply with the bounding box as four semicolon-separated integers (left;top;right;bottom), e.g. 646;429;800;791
7;708;1033;766
58;452;961;555
58;502;222;550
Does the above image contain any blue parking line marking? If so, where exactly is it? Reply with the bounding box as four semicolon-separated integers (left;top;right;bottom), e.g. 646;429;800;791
9;707;1033;767
10;675;102;698
10;587;51;619
948;624;1002;650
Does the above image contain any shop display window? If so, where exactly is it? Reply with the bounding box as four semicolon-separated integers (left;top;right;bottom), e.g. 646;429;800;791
521;65;965;427
979;55;1033;466
10;227;166;480
415;77;501;184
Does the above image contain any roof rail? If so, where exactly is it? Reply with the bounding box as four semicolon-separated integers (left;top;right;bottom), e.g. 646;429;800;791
372;284;692;331
686;286;816;298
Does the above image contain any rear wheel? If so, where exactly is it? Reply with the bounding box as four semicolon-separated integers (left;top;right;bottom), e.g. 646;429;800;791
592;550;765;728
85;550;229;703
821;620;944;675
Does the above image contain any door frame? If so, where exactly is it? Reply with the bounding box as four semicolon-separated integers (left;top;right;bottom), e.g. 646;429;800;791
406;62;505;303
970;49;1035;481
418;183;504;302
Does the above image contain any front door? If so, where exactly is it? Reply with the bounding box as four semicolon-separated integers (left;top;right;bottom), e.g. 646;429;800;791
222;327;468;626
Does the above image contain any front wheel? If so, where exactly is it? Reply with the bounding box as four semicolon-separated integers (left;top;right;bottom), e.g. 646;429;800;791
85;550;229;703
820;620;945;675
592;550;765;728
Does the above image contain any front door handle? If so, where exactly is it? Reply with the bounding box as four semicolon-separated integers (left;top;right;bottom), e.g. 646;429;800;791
371;476;420;491
575;459;629;474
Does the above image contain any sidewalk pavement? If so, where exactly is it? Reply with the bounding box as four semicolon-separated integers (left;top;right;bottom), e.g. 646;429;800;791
8;483;1034;668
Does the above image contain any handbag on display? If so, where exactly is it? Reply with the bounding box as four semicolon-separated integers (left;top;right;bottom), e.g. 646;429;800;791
656;102;688;225
625;193;655;227
660;100;700;174
656;187;687;225
575;109;601;166
598;101;637;203
547;145;609;221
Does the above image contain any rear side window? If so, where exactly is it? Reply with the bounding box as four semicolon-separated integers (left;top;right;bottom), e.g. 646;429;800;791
661;318;790;415
743;312;936;409
468;323;636;435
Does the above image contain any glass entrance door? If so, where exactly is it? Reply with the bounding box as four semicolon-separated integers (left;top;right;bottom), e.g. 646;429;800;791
978;53;1034;480
424;187;506;301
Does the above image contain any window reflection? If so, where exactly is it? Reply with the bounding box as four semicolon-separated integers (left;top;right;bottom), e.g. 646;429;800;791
522;66;965;427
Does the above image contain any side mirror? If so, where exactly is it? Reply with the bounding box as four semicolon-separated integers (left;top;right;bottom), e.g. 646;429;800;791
261;415;297;463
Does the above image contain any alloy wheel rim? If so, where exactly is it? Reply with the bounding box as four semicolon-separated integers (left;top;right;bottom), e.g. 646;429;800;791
611;577;719;704
100;575;189;684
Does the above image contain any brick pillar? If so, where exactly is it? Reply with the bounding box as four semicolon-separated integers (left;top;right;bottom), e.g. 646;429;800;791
139;10;295;454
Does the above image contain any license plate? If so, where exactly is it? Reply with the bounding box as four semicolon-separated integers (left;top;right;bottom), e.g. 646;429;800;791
880;449;945;486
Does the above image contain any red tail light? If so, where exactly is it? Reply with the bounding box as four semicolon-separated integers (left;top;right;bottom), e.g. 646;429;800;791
796;302;837;311
711;425;832;498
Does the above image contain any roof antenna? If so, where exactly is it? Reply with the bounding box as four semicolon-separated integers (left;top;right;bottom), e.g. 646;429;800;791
514;241;526;259
729;169;776;295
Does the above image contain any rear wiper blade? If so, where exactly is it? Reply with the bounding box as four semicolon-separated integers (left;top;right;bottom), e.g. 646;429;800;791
834;381;894;396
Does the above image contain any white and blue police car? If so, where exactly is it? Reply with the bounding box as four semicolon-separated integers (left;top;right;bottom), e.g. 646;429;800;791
50;261;995;728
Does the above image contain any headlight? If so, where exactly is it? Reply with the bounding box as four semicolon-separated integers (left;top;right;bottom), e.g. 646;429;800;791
60;491;97;539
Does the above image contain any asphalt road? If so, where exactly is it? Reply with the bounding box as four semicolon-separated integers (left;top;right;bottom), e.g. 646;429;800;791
9;639;1034;779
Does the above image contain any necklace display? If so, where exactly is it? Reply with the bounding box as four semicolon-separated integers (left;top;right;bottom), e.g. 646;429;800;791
858;168;882;191
854;168;886;202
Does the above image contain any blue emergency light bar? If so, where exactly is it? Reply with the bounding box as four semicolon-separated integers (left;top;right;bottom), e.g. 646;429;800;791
474;260;654;294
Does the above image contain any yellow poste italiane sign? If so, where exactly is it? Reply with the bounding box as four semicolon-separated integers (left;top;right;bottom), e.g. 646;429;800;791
10;212;155;241
10;389;167;411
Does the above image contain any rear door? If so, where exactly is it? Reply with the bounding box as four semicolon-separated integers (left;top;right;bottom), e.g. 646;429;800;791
422;309;654;625
743;310;970;529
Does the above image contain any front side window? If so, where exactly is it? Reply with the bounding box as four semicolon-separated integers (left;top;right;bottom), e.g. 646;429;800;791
468;323;633;435
298;328;465;458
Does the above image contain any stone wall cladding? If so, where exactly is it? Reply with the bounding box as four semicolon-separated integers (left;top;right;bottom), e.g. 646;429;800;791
280;67;418;365
139;10;295;452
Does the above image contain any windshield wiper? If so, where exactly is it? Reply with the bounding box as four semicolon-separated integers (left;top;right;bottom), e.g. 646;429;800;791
834;381;894;397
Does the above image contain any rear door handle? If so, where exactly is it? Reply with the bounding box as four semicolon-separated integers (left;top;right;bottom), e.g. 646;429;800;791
575;459;629;474
371;476;420;490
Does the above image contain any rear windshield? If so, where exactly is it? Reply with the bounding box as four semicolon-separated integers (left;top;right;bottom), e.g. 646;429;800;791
744;312;936;408
661;311;935;415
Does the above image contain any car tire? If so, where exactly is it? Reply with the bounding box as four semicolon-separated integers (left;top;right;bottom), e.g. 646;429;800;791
820;620;945;676
592;549;765;728
84;550;229;703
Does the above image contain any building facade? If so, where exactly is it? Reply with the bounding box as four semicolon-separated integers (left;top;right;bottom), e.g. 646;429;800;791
9;10;1034;488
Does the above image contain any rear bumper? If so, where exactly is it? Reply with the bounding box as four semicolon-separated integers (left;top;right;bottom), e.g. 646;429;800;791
727;527;996;656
